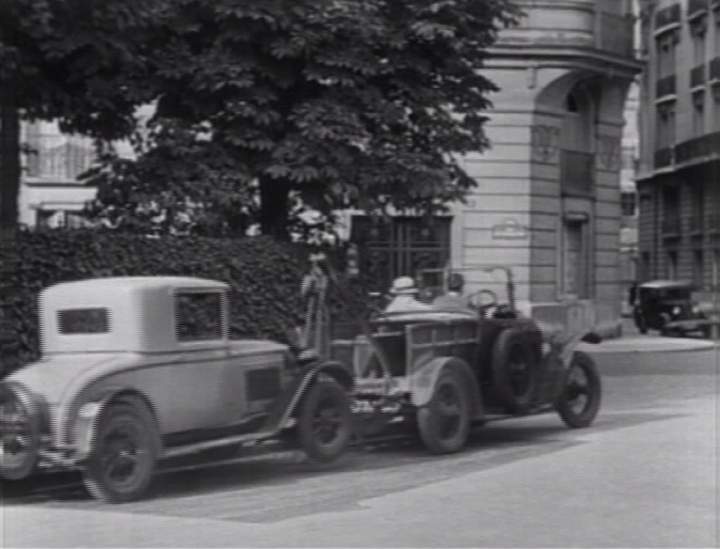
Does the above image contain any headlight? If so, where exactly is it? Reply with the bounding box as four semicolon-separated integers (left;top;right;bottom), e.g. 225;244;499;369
0;383;42;480
672;306;681;316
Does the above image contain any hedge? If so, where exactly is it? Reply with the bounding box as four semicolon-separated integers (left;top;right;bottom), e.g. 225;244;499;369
0;229;367;378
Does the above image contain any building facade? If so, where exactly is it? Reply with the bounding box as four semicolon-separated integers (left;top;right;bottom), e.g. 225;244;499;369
635;0;720;304
352;0;641;336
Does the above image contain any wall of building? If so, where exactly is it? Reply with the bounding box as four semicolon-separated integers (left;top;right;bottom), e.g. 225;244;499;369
636;0;720;305
451;0;640;335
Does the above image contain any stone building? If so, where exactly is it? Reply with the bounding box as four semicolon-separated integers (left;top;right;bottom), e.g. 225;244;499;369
352;0;641;336
635;0;720;303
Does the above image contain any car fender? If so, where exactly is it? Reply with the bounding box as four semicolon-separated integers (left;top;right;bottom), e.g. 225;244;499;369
71;387;160;462
409;357;481;418
557;331;602;368
273;361;354;423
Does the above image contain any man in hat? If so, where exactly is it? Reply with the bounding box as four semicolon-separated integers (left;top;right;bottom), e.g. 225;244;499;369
384;276;433;313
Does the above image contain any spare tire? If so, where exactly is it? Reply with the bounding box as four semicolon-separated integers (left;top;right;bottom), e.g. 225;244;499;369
491;328;539;414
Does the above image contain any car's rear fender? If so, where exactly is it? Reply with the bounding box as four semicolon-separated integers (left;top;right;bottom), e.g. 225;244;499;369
71;387;160;463
409;357;482;420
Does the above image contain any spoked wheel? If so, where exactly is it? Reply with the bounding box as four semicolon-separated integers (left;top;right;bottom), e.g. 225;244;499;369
0;384;40;480
298;380;353;463
557;351;602;428
417;369;470;454
83;401;159;503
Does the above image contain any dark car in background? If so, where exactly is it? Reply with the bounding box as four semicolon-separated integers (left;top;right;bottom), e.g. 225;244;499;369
633;280;712;338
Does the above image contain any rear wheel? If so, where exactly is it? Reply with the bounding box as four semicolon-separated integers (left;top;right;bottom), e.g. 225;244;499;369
417;369;470;454
557;351;602;428
298;380;353;463
83;401;158;503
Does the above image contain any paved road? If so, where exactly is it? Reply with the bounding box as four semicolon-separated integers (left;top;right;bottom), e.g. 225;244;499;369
2;346;718;547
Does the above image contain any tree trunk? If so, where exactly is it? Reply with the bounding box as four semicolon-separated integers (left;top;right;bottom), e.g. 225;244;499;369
0;89;20;231
259;177;290;240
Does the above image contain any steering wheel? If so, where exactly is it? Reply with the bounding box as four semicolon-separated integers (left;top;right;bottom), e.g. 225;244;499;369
467;289;499;316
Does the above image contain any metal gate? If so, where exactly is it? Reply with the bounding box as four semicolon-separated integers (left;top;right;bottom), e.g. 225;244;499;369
350;216;451;292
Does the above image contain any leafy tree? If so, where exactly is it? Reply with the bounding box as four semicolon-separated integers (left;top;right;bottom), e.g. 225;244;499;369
87;0;518;239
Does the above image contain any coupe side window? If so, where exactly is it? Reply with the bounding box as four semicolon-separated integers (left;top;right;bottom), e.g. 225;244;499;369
58;308;110;334
175;292;224;341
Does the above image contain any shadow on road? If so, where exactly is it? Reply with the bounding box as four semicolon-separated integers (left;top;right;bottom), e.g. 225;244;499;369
2;409;684;515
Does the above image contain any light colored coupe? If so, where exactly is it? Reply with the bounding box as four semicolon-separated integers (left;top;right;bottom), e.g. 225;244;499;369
0;277;354;502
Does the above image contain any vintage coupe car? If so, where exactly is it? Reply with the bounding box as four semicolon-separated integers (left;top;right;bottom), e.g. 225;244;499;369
632;280;713;338
332;267;602;454
0;277;354;503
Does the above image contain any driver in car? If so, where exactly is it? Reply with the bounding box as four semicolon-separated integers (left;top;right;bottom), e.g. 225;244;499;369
432;272;474;314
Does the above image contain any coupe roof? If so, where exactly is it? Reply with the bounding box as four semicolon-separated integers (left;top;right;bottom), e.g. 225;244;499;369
639;279;694;290
44;276;229;295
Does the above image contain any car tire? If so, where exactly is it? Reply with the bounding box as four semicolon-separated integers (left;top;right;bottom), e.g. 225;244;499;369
491;328;539;415
83;400;159;503
556;351;602;429
0;384;41;480
417;369;471;454
297;380;353;463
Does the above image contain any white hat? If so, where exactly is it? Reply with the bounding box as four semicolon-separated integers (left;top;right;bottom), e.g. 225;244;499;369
390;276;418;295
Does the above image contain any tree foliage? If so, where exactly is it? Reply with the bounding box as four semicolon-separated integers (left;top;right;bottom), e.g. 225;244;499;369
1;0;518;237
88;0;518;238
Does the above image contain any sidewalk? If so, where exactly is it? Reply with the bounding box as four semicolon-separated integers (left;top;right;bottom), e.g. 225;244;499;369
581;317;717;354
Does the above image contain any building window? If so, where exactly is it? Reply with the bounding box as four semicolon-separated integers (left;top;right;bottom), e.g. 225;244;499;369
621;191;637;217
641;251;652;281
656;103;676;149
692;92;705;135
656;32;678;78
693;249;704;288
690;16;707;65
690;184;705;232
666;250;678;279
561;219;590;299
662;185;681;234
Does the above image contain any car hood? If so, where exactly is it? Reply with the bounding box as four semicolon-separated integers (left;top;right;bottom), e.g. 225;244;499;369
5;353;126;405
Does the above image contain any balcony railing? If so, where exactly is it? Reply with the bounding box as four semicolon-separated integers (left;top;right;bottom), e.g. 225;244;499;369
654;147;674;168
560;150;594;197
691;65;706;88
655;3;681;29
688;0;709;17
710;57;720;82
596;12;634;57
674;131;720;164
656;75;677;98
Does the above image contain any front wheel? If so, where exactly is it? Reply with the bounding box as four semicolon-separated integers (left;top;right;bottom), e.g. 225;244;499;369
417;369;471;454
297;380;353;463
82;401;159;503
556;351;602;428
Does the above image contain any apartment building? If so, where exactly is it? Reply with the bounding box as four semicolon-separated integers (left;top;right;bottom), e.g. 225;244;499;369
635;0;720;300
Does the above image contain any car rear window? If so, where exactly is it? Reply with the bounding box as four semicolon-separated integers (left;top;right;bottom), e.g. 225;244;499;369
175;292;224;341
58;308;110;334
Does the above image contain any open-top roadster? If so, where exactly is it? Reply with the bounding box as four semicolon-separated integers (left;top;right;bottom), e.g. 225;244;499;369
0;276;354;502
331;266;602;454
